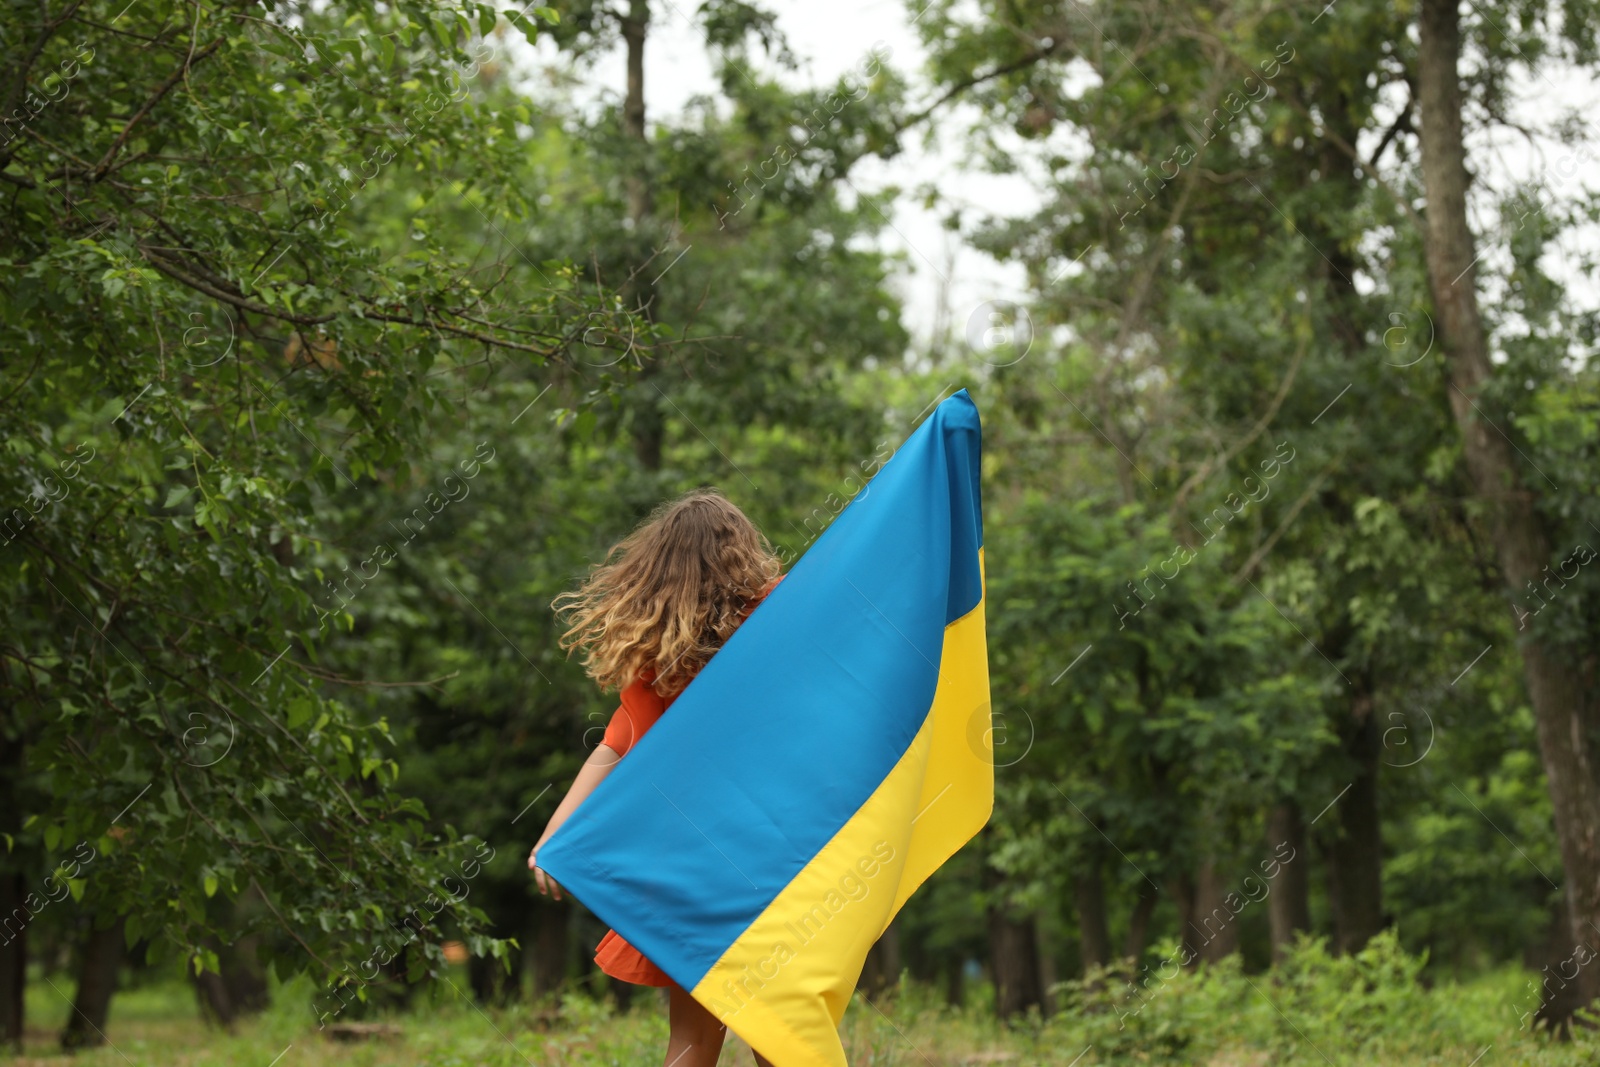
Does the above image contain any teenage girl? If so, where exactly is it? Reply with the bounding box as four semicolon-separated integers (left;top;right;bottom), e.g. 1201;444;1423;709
528;489;781;1067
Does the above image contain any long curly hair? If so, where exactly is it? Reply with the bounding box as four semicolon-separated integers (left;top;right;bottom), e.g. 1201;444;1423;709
553;489;782;697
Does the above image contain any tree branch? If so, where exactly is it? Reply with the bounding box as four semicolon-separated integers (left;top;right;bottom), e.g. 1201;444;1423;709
1221;48;1427;235
1368;86;1415;169
92;36;225;179
140;246;338;324
1170;328;1306;518
0;0;87;163
893;41;1061;135
1230;463;1333;585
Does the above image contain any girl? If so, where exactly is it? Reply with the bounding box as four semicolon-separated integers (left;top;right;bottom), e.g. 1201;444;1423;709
528;489;781;1067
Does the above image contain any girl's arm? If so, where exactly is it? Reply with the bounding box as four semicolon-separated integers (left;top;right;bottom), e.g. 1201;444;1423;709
527;742;622;900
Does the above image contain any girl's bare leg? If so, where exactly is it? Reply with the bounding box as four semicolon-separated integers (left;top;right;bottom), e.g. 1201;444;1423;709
666;985;728;1067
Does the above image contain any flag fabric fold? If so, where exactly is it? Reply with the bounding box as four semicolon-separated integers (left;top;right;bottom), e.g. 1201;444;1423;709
537;389;992;1067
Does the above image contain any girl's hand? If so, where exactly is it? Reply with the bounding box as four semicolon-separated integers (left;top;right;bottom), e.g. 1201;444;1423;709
529;744;620;904
528;848;563;900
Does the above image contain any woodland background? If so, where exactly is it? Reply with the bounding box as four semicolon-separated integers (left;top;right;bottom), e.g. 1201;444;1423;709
4;0;1600;1062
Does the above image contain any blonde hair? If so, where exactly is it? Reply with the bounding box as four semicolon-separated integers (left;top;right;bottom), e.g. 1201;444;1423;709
553;489;781;696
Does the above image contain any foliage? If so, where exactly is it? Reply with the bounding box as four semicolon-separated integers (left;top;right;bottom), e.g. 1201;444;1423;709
905;0;1593;975
7;0;1600;1043
1064;933;1556;1065
0;0;646;986
19;956;1600;1067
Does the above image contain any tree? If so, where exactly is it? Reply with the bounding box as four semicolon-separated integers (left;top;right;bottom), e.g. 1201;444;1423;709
1415;0;1600;1016
0;0;639;1042
288;7;915;1007
905;0;1585;991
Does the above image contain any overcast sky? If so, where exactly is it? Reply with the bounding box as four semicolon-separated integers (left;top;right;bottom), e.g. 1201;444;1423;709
511;0;1038;350
508;2;1600;364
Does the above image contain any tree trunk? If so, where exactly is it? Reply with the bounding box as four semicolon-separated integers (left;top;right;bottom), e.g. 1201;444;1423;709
1074;860;1112;972
193;965;235;1028
610;976;635;1012
193;927;269;1027
617;0;665;471
619;0;652;227
1328;691;1384;953
1527;893;1590;1035
1170;870;1199;969
988;908;1042;1018
857;938;884;997
858;920;902;999
367;943;417;1015
60;916;124;1050
1265;801;1311;964
529;902;569;997
0;729;25;1051
1294;48;1384;962
0;871;25;1051
1034;909;1057;1014
881;919;902;990
223;932;269;1016
944;961;964;1007
1123;885;1159;962
469;954;499;1005
1417;0;1600;1010
1191;858;1240;963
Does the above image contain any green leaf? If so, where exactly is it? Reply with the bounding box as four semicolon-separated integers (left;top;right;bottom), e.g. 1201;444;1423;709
287;696;316;729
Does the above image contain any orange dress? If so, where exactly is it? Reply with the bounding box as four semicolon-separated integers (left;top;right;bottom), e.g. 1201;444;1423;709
591;576;780;987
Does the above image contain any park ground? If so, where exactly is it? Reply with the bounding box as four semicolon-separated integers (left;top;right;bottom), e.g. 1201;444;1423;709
12;943;1600;1067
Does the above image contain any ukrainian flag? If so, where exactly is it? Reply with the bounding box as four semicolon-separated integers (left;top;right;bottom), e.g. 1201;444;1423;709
538;390;992;1067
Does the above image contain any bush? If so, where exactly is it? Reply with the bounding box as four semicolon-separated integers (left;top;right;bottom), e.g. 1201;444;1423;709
1054;931;1547;1065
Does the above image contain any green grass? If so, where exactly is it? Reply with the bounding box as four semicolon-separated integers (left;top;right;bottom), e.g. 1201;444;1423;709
14;938;1600;1067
